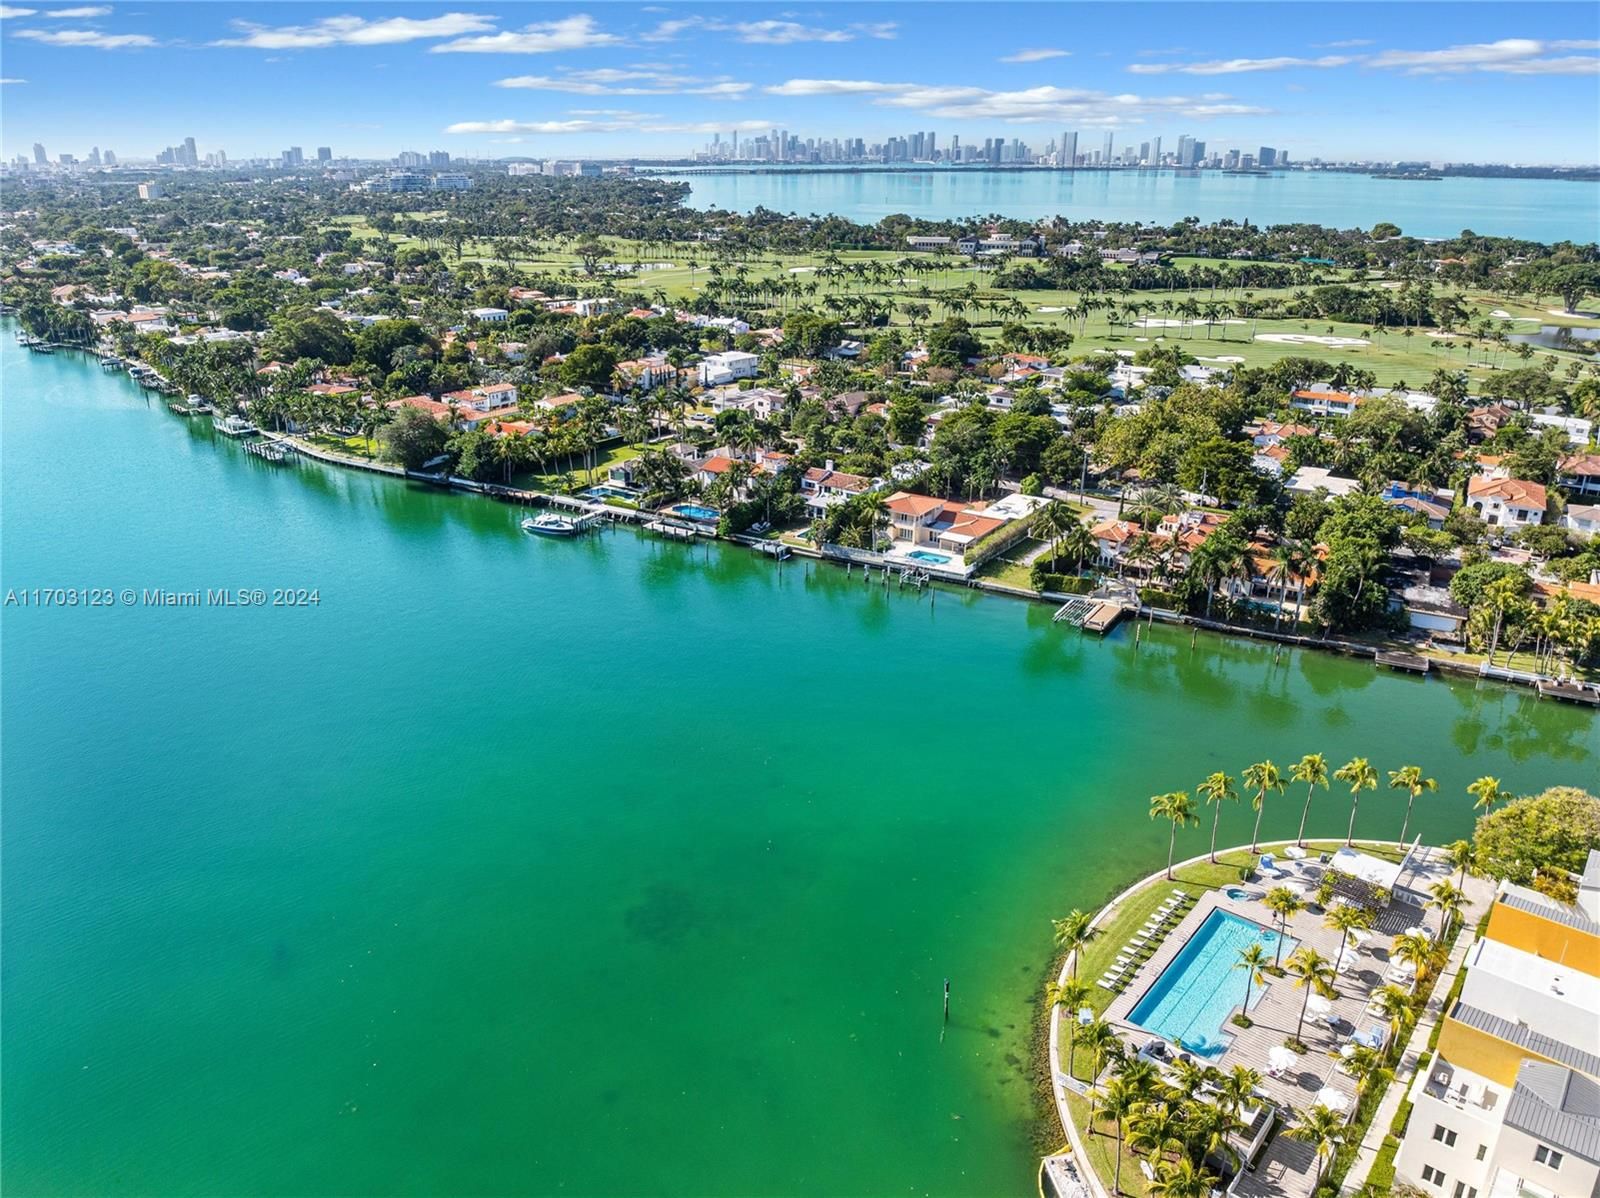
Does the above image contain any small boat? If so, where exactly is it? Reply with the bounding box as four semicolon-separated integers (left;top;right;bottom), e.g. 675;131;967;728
522;512;581;537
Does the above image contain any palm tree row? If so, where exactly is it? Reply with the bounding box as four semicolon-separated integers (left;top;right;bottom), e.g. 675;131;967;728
1169;760;1511;866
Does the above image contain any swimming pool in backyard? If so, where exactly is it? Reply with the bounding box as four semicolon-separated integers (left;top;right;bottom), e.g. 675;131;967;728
1127;909;1298;1058
668;504;720;523
906;550;952;565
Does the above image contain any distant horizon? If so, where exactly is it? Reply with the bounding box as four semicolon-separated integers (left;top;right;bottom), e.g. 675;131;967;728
2;2;1598;165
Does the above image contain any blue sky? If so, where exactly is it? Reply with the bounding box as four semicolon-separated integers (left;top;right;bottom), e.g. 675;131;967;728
2;3;1597;163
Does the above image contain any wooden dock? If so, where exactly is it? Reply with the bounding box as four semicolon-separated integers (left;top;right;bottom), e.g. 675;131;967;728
1376;651;1431;675
1535;680;1600;705
1053;597;1126;634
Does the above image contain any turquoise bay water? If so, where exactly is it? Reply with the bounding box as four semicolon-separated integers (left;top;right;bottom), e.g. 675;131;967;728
1127;910;1298;1059
2;334;1595;1197
663;168;1600;243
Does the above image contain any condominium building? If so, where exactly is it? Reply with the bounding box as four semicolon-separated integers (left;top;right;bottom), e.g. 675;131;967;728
1394;851;1600;1198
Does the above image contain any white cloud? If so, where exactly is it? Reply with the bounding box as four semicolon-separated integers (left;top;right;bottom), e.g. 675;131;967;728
764;78;912;96
43;5;112;16
1368;38;1600;75
764;78;1269;124
0;75;26;82
213;12;495;49
1000;48;1070;64
495;68;749;96
642;16;894;44
639;16;702;42
725;19;888;44
447;112;772;135
12;26;152;46
0;5;39;14
1129;54;1354;75
431;14;621;53
1317;38;1374;49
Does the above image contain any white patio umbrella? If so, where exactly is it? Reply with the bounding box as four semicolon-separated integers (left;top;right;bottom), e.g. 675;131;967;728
1405;925;1432;940
1268;1046;1297;1073
1316;1087;1351;1113
1307;993;1334;1020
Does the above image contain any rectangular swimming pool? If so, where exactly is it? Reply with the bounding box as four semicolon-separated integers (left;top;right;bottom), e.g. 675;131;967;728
1127;908;1298;1058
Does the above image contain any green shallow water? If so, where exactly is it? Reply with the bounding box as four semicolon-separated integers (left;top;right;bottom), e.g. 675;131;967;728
3;333;1595;1198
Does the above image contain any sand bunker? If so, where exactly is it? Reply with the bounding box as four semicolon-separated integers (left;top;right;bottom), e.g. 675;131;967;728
1255;333;1370;347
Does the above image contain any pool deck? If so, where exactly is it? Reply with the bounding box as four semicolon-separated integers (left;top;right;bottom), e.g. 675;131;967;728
1093;848;1469;1198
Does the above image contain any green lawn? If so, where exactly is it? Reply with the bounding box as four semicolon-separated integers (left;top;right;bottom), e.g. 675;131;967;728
324;220;1600;390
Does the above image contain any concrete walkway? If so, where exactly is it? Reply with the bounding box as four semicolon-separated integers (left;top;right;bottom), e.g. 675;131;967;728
1337;871;1494;1196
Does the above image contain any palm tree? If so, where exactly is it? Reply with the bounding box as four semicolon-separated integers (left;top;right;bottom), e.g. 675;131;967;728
1286;947;1336;1044
1289;753;1329;848
1391;933;1433;994
1079;1017;1119;1087
1149;1156;1220;1198
1053;910;1099;979
1150;791;1199;880
1195;771;1238;864
1325;902;1373;971
1369;983;1415;1043
1467;775;1505;817
1288;1104;1346;1191
1129;1101;1185;1169
1242;760;1285;854
1428;879;1466;940
1445;839;1476;891
1343;1043;1391;1096
1387;765;1438;846
1235;942;1269;1022
1215;1065;1264;1119
1046;977;1093;1081
1092;1077;1141;1196
1333;757;1378;846
1263;886;1304;967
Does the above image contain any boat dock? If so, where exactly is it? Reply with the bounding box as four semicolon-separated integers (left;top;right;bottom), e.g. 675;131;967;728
1053;596;1126;634
1535;680;1600;705
1376;650;1431;675
643;518;704;540
243;439;294;464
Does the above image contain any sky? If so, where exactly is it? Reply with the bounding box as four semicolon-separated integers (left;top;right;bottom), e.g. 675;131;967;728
1;2;1598;164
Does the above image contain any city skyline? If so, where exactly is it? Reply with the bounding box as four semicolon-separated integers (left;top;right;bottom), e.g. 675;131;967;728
0;2;1597;163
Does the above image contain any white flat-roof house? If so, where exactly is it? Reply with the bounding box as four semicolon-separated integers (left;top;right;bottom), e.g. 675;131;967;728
697;351;759;388
466;307;508;323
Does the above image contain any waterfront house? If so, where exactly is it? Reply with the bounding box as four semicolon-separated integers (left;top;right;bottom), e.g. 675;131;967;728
801;463;874;518
885;492;1005;555
1091;519;1141;568
1467;476;1547;529
904;235;953;251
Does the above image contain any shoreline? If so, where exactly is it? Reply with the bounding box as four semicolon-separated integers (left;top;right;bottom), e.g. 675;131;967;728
15;330;1595;703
